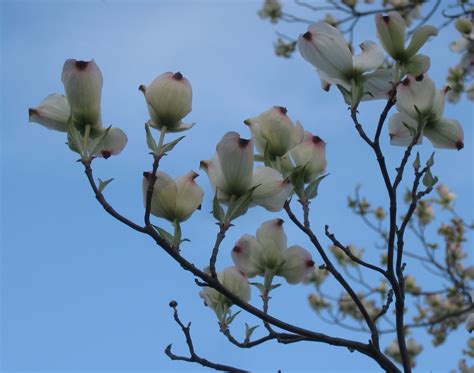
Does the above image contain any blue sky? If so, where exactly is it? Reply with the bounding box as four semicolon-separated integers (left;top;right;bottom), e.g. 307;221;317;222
1;0;473;372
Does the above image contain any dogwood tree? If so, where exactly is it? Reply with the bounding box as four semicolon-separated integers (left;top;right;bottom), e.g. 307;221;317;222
28;2;472;372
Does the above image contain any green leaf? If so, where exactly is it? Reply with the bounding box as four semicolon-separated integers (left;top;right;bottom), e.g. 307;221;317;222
263;142;272;167
249;282;266;294
426;152;435;168
98;178;114;193
292;164;307;200
305;173;329;200
254;154;265;162
413;152;420;171
226;310;241;325
145;123;158;152
422;169;438;188
212;191;225;222
244;323;259;340
270;283;281;290
225;186;259;223
88;126;111;156
161;136;185;154
152;225;174;246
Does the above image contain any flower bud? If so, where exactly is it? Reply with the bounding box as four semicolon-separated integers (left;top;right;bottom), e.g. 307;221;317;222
244;106;304;157
142;170;203;222
28;94;70;132
308;294;330;311
61;59;103;131
290;132;327;182
437;184;456;205
140;72;193;132
456;18;473;34
199;267;251;314
200;132;254;201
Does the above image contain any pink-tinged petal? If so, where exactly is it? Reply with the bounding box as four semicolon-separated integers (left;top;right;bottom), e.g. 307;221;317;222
404;54;430;76
251;166;293;212
231;234;263;278
28;93;70;132
174;171;204;222
396;74;436;118
298;22;353;81
278;245;315;284
424;118;464;150
61;59;103;130
405;25;438;58
216;132;254;196
352;41;384;73
388;112;422;147
140;71;193;132
96;127;128;158
362;69;392;101
375;12;406;58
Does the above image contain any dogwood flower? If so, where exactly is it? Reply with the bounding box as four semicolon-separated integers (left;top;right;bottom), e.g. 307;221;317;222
298;22;390;103
231;219;315;284
200;132;292;211
29;59;128;158
199;267;250;321
142;170;203;223
139;71;193;132
244;106;304;158
375;12;437;76
290;131;327;182
389;74;464;150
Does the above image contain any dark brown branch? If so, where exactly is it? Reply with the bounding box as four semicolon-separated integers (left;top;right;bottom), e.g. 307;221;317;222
165;301;248;373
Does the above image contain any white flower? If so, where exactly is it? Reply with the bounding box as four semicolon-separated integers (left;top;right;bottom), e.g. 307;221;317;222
375;12;437;76
298;22;387;102
142;170;203;222
389;74;464;150
29;59;127;158
199;267;251;318
200;132;293;211
139;71;193;132
290;131;327;182
231;219;314;284
244;106;304;158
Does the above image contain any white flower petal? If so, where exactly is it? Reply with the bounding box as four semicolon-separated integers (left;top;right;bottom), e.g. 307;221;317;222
404;54;430;76
449;38;469;53
362;68;393;101
290;132;327;182
388;112;421;147
352;41;385;73
28;93;70;132
375;12;406;58
216;132;254;196
278;245;314;284
174;171;204;222
424;118;464;150
200;154;230;201
298;22;353;81
142;171;177;221
396;74;436;118
256;219;287;268
405;25;438;58
251;166;293;212
96;127;128;158
231;234;263;278
61;59;103;130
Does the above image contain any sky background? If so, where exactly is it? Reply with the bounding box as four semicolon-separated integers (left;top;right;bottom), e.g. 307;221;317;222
1;0;473;372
